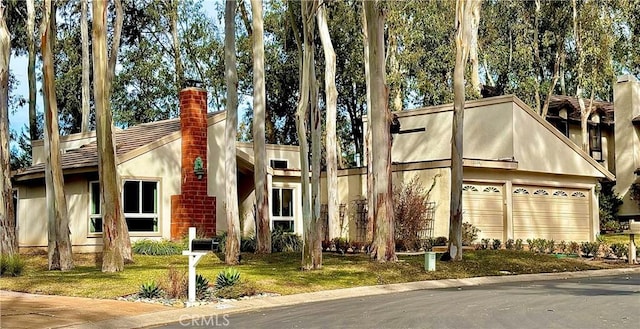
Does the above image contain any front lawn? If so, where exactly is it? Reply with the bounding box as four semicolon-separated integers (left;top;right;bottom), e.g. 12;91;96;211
0;250;630;299
601;233;638;245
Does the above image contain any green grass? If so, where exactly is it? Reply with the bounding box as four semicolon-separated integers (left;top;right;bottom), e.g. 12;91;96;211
600;233;638;245
0;250;630;299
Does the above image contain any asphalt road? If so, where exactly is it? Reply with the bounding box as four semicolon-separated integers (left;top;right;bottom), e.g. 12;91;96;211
160;273;640;329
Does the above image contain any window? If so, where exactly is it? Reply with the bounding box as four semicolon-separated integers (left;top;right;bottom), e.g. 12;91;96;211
123;180;159;232
90;180;159;234
589;124;602;160
270;159;288;169
89;182;102;233
272;187;294;232
12;189;18;227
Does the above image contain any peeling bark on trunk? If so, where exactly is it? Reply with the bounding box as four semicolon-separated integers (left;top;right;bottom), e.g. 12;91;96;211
250;0;271;254
224;0;241;265
541;50;561;119
26;0;37;141
170;0;183;91
469;2;481;97
365;1;396;263
362;7;375;247
41;0;73;271
317;2;339;240
572;0;590;153
0;0;17;256
448;0;480;262
80;0;90;133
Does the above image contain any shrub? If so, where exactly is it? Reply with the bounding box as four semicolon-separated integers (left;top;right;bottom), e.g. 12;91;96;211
139;281;163;299
597;182;623;229
350;241;365;253
568;241;580;254
196;274;210;300
433;236;448;246
545;239;555;254
479;238;490;250
601;220;620;232
271;229;302;252
393;176;437;251
491;239;502;250
505;239;515;250
215;280;257;299
132;239;182;256
161;266;187;299
610;243;629;258
215;268;241;289
462;222;480;246
557;241;567;254
0;254;25;277
580;241;601;257
514;239;524;251
240;236;256;253
333;237;349;254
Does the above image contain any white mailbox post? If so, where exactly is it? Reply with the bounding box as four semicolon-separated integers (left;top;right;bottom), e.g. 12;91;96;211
622;220;639;265
182;227;207;306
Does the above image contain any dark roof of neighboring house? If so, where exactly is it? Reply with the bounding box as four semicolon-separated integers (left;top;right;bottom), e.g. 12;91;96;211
546;95;614;124
14;117;183;178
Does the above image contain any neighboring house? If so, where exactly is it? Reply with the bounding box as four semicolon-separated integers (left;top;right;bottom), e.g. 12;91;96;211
14;77;638;252
545;75;640;221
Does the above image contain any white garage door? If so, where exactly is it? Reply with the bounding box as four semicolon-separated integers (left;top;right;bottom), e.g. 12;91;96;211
462;183;505;240
512;186;591;242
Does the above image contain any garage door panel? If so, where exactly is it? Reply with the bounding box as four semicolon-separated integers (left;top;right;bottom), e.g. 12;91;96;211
512;185;591;242
462;183;504;240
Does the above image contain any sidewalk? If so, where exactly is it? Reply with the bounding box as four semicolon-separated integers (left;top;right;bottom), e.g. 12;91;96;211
2;267;639;329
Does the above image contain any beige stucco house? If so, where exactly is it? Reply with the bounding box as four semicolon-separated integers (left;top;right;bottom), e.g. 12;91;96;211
13;76;638;252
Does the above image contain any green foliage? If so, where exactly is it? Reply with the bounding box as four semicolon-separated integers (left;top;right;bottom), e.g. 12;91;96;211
433;236;448;246
139;281;163;299
527;238;553;253
462;222;480;246
597;183;624;229
132;239;182;256
215;280;257;299
241;236;256;253
630;183;640;206
505;239;515;250
545;240;555;254
610;243;629;258
333;237;349;254
215;268;241;289
491;239;502;250
602;220;621;232
479;238;490;250
196;274;210;300
568;241;581;255
580;241;601;257
271;229;302;253
0;254;25;277
515;239;524;251
393;176;437;251
557;241;567;254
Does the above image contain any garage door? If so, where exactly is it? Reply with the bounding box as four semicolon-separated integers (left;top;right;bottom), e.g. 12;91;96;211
462;183;505;240
512;186;590;241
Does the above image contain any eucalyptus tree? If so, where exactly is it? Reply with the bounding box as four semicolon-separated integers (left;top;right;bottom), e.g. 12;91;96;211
364;0;395;262
80;0;90;132
41;0;73;270
250;0;271;254
0;0;17;257
224;0;240;265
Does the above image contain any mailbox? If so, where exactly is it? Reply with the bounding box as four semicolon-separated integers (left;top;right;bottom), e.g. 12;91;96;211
191;238;220;252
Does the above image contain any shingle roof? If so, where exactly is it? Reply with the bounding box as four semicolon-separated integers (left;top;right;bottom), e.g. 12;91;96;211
14;118;183;178
546;95;614;124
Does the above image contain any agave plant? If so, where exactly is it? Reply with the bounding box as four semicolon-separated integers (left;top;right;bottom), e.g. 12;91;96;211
215;268;241;289
139;281;163;299
196;274;210;299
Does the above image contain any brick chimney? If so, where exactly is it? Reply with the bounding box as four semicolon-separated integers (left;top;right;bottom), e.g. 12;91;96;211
170;87;216;239
613;74;640;219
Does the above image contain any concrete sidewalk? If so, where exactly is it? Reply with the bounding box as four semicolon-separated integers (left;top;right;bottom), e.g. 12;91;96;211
2;267;639;329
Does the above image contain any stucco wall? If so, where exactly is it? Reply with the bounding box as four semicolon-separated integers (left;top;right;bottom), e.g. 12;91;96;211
237;143;302;170
614;76;640;218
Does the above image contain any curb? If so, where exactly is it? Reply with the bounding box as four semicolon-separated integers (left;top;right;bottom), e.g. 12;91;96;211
69;266;640;329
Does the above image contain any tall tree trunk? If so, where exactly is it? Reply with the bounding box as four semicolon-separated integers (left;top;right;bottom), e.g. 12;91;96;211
93;0;127;272
170;0;183;91
541;49;561;118
572;0;589;152
0;0;17;256
224;0;241;265
41;0;73;271
387;34;402;112
80;0;90;133
532;0;542;114
250;0;271;254
317;1;339;240
448;0;480;262
26;0;37;141
469;2;481;97
362;5;375;247
299;0;317;270
364;1;395;262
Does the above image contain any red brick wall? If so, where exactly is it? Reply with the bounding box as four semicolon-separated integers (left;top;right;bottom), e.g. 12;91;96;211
171;87;216;239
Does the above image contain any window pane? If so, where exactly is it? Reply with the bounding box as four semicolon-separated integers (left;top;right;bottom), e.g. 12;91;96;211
91;182;101;215
272;188;281;216
123;181;140;213
126;217;157;232
141;182;157;214
282;189;293;217
90;217;103;233
273;220;294;232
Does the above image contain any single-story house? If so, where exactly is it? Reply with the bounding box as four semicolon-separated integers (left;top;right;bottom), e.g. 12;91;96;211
12;76;638;252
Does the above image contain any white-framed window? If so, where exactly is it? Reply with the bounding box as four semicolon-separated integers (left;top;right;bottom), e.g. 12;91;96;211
89;181;102;233
123;180;159;232
89;180;159;234
271;187;294;232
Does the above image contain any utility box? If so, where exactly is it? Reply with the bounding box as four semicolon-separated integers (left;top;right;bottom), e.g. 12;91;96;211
424;251;436;271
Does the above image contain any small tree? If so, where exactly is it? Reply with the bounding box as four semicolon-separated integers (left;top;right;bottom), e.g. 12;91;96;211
596;182;623;229
393;176;438;251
